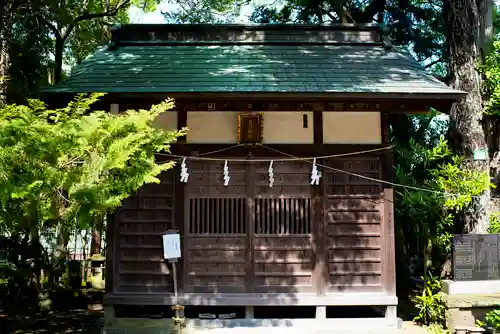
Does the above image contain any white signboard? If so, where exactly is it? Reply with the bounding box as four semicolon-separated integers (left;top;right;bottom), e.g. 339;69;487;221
162;232;181;260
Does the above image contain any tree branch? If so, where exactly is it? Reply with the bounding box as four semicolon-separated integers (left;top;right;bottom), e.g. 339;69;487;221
62;0;130;40
36;14;61;38
425;58;443;68
321;6;337;22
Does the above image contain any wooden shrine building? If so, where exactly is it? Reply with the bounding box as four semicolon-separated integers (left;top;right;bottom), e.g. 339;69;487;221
44;24;464;326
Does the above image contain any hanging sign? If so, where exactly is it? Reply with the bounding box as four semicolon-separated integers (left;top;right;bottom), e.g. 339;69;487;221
162;229;181;261
237;113;263;144
473;147;488;161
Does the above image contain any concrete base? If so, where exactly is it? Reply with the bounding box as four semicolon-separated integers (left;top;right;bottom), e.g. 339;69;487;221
443;280;500;295
103;317;403;334
442;292;500;334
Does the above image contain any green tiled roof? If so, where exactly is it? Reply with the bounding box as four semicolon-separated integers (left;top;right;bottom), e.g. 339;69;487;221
43;28;462;97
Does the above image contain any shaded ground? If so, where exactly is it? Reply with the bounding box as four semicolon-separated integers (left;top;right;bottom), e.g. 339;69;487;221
2;310;103;333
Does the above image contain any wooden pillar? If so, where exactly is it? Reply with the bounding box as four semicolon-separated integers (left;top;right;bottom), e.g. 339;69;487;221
380;111;396;296
104;102;120;297
313;106;326;296
245;306;254;319
246;159;255;293
316;306;327;320
110;103;119;114
105;212;117;293
177;103;187;143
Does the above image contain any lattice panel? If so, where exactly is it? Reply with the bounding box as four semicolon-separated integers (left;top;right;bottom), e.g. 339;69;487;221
254;198;312;234
188;198;247;234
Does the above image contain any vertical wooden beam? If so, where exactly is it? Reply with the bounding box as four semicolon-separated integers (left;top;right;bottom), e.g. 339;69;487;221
245;306;255;319
174;166;185;295
316;306;327;320
182;163;190;294
380;111;396;296
177;103;187;143
246;159;255;293
313;107;323;145
110;103;119;114
105;213;116;293
313;105;326;296
313;182;326;296
110;209;122;293
105;102;120;295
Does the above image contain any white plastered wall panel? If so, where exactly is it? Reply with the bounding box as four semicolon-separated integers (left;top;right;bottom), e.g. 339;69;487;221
185;111;315;144
322;111;382;144
186;111;238;144
152;111;178;132
262;111;314;144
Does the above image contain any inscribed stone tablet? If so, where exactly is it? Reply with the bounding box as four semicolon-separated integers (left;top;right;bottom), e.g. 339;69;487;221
453;234;500;281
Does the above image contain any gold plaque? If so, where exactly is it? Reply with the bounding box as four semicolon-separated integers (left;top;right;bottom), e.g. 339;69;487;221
237;113;263;144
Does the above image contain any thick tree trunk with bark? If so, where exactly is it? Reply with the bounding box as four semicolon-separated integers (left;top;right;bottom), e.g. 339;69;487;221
0;0;12;104
446;0;491;233
54;36;65;83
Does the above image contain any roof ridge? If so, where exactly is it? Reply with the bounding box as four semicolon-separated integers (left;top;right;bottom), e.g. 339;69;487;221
108;23;383;49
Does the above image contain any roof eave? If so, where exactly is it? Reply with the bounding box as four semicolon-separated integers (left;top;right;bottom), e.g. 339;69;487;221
41;89;467;100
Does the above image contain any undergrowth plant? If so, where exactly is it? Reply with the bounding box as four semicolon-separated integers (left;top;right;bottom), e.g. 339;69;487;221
477;309;500;332
488;213;500;233
412;273;446;326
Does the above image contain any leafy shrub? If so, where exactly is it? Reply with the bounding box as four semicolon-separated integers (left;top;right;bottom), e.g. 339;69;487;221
488;213;500;233
477;309;500;331
412;273;447;326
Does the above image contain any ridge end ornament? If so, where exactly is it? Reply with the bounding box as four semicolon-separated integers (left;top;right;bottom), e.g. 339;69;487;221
268;160;275;188
223;160;230;186
180;158;189;183
310;158;321;186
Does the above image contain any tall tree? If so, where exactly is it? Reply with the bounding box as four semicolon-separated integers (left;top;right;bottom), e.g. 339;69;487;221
0;0;13;104
445;0;494;232
34;0;162;83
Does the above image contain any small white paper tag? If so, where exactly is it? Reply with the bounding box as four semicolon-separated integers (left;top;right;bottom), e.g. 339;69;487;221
162;232;181;260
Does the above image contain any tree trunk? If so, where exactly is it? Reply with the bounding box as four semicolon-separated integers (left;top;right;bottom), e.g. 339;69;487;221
0;0;12;104
446;0;491;233
54;36;65;83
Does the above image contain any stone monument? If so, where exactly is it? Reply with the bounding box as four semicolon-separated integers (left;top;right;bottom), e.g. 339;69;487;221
442;234;500;333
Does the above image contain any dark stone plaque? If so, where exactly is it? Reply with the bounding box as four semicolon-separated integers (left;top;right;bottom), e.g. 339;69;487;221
453;234;500;281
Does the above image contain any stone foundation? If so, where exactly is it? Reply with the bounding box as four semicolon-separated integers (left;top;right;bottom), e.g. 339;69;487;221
441;291;500;334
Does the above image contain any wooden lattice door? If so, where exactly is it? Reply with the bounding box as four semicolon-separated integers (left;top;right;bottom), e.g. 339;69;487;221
184;159;314;294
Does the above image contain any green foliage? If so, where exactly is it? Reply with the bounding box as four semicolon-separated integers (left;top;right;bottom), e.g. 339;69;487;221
7;12;53;103
0;93;185;234
489;212;500;233
249;0;448;71
480;41;500;116
163;0;243;23
396;136;489;267
424;323;450;334
477;309;500;330
0;234;48;316
412;273;446;326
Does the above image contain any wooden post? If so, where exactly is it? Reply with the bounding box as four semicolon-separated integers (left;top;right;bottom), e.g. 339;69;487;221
163;229;183;334
171;260;182;334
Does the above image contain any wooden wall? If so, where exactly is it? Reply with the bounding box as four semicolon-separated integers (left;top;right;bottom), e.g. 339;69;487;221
114;171;176;294
110;149;389;298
